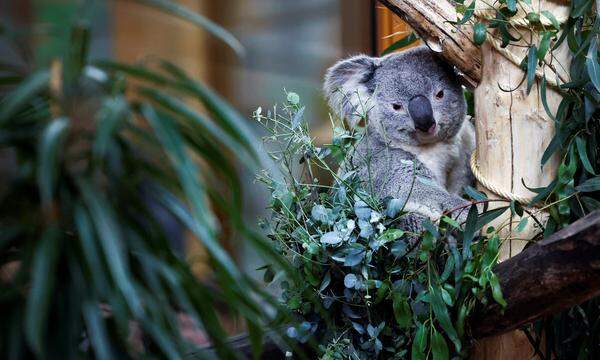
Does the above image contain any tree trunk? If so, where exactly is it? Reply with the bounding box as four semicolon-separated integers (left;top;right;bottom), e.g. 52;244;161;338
471;1;570;358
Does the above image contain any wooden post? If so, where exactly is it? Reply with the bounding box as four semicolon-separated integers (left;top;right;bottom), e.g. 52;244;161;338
377;0;571;358
471;2;570;356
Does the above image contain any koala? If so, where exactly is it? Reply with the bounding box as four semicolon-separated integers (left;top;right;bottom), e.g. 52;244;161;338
323;46;475;227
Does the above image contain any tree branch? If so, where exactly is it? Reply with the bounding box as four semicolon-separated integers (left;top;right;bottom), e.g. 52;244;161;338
377;0;482;87
470;211;600;337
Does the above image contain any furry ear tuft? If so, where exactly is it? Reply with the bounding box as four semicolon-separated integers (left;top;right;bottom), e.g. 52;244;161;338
323;55;380;127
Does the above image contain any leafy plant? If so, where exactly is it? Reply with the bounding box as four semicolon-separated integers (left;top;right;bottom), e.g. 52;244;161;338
0;1;284;358
455;0;600;357
255;93;508;359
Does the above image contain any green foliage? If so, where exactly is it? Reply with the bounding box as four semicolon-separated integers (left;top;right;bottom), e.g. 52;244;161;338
382;33;419;56
458;0;600;357
0;3;282;358
256;94;507;359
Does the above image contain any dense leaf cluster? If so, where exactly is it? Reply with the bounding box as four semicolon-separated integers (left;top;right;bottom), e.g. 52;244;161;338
256;94;508;359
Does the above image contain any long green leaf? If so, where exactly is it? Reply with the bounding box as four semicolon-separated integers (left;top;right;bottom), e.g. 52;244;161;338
381;33;418;55
393;294;412;328
135;0;244;57
140;318;182;360
576;137;596;175
455;1;476;25
537;32;552;62
541;10;560;31
430;286;461;352
475;207;509;229
0;70;49;125
74;205;109;294
247;318;264;360
586;36;600;93
540;76;556;121
159;61;261;164
411;323;428;360
25;226;60;355
94;97;129;158
431;329;450;360
462;204;478;259
141;105;241;280
575;176;600;192
82;301;112;360
489;272;507;307
138;87;254;165
526;46;537;94
95;60;261;166
77;178;142;316
152;257;237;359
37;117;70;206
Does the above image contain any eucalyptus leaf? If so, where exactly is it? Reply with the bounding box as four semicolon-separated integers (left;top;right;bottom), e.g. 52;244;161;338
431;286;461;352
526;46;537;94
291;106;305;129
344;273;358;288
455;1;476;25
473;23;487;45
431;330;450;360
541;10;560;31
319;272;331;292
393;294;412;328
575;177;600;192
411;323;428;360
321;231;342;245
382;33;419;55
489;272;507;307
586;36;600;93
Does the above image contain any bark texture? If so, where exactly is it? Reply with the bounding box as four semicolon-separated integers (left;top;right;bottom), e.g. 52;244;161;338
471;211;600;337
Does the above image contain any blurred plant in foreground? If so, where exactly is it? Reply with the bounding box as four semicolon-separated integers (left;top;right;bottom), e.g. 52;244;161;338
0;1;287;358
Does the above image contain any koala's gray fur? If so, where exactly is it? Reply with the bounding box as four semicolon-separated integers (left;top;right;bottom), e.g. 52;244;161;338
323;46;475;226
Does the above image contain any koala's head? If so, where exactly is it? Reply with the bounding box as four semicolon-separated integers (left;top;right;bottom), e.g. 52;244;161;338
324;46;466;146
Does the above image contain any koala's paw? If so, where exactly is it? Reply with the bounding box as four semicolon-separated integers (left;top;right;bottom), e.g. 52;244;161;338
397;212;428;236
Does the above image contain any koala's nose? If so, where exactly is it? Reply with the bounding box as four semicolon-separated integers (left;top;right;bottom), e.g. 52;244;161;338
408;95;435;132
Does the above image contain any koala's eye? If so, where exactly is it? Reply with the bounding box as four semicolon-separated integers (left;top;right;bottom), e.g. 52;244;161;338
392;103;403;111
435;90;445;99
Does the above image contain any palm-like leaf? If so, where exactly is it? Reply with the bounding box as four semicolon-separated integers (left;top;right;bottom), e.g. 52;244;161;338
0;3;285;358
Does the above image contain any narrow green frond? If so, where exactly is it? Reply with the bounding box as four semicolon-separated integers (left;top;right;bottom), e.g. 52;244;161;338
77;178;143;316
94;97;129;158
134;0;245;57
0;70;50;125
82;301;113;360
25;226;60;355
37;117;70;207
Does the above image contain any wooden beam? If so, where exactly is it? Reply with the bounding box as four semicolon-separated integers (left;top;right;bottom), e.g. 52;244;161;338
377;0;482;87
471;211;600;338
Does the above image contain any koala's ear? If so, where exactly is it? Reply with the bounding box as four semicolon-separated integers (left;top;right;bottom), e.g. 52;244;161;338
323;55;380;126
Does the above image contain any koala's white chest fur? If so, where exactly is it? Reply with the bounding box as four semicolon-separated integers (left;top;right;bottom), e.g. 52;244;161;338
401;121;475;194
